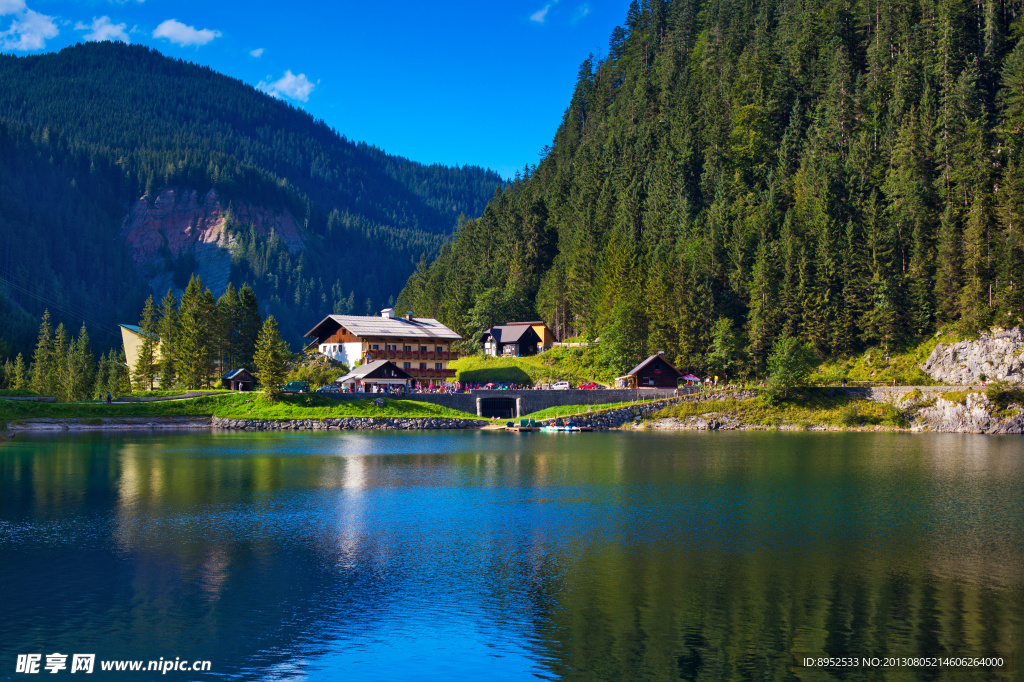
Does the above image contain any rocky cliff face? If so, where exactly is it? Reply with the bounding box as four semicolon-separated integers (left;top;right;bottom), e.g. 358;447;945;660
119;188;304;296
921;328;1024;385
912;393;1024;434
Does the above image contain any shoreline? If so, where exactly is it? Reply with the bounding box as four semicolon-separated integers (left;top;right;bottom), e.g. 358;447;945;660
2;388;1022;436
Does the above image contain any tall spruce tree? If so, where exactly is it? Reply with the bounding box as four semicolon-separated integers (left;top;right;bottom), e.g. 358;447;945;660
157;290;180;388
133;295;159;391
176;275;215;389
253;316;288;400
30;310;53;396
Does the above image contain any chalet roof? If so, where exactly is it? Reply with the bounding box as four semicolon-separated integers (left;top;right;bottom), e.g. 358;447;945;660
221;368;252;380
336;360;411;383
506;321;547;326
119;323;158;339
482;325;539;345
305;315;462;341
626;353;682;377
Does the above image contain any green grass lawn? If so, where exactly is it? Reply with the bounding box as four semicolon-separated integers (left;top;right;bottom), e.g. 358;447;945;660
451;346;614;386
0;393;478;421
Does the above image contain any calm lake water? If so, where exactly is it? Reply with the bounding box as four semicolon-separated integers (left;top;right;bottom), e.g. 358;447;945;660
1;431;1022;681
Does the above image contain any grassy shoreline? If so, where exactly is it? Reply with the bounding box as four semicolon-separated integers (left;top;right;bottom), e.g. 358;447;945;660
0;393;478;422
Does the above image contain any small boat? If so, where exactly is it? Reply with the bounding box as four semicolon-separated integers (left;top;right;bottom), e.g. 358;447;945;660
540;419;590;432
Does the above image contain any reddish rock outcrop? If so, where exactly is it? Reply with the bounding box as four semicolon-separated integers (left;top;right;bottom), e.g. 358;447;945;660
119;188;304;295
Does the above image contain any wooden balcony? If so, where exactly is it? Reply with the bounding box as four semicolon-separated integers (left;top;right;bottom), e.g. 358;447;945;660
365;350;459;362
405;368;458;379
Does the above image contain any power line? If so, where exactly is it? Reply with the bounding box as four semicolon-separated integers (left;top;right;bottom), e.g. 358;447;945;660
0;273;122;341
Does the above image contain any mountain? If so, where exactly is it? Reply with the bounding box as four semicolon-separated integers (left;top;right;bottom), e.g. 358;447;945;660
397;0;1024;377
0;41;503;353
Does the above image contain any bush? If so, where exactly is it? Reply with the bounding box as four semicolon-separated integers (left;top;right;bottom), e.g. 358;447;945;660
880;404;908;428
763;336;816;403
838;403;860;426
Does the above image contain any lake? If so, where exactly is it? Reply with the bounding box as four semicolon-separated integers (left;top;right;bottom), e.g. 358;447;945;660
1;431;1021;680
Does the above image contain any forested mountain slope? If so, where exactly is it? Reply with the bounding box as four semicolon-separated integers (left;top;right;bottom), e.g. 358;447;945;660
0;42;502;353
398;0;1024;376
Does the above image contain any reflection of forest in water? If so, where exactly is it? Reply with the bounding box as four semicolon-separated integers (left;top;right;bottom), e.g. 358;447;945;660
0;431;1021;680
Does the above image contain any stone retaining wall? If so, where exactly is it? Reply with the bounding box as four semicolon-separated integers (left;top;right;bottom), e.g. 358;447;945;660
212;416;488;431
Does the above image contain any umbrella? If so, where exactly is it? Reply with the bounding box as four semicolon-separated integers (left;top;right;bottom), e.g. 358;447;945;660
682;375;701;381
484;382;496;388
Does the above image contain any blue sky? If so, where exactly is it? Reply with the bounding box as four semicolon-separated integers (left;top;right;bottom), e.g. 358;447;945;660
1;0;632;179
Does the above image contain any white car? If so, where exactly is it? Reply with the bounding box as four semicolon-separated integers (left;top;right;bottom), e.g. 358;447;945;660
551;381;571;390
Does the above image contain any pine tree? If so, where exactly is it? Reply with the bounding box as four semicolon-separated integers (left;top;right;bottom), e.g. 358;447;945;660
30;310;53;396
176;275;215;389
51;323;70;401
254;315;289;400
157;289;180;388
133;295;159;391
215;283;240;373
13;353;26;391
236;283;262;370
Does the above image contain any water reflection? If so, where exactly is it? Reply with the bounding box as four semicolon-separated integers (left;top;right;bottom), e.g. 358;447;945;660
0;431;1021;680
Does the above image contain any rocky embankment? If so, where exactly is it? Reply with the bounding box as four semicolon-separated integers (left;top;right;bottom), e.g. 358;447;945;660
549;394;753;430
212;416;487;431
922;328;1024;385
911;393;1024;434
642;388;1024;434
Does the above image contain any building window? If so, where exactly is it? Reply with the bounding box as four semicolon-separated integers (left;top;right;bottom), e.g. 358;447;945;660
420;346;427;353
436;346;443;353
404;345;412;352
435;363;443;370
403;362;411;370
419;362;426;370
372;344;379;350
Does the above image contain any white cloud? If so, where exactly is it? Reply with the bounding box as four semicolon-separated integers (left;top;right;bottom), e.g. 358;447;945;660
571;3;590;23
75;16;129;43
0;0;25;15
257;70;316;102
530;4;551;22
0;6;58;51
249;47;264;58
152;18;220;46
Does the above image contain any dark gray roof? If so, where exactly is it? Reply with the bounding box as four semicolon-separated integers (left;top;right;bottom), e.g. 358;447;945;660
626;353;681;377
305;315;462;341
221;368;251;380
336;360;411;383
484;325;538;344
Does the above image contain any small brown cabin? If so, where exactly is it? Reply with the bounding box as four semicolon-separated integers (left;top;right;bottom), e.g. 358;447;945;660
221;368;256;391
615;352;682;389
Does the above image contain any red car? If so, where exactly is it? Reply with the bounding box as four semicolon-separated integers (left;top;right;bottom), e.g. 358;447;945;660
578;382;603;389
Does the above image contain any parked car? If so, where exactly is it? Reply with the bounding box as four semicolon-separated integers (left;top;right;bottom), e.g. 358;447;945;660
316;385;340;394
578;382;603;389
551;381;571;390
282;381;310;394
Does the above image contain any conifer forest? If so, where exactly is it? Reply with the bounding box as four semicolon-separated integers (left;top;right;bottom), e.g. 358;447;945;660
0;42;502;355
398;0;1024;376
